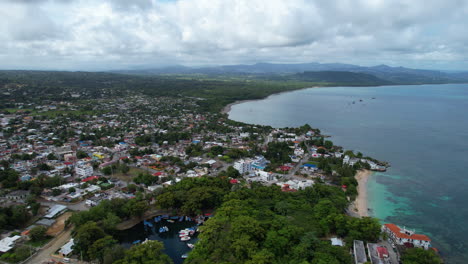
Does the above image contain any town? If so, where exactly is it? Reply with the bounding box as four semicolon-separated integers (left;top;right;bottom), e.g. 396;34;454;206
0;91;439;264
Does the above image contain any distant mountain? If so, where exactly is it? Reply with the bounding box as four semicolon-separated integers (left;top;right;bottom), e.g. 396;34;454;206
294;71;391;86
112;62;468;85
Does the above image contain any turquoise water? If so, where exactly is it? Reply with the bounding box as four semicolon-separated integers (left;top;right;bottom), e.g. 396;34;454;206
229;84;468;263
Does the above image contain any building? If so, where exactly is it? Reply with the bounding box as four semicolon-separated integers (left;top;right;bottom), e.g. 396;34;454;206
234;159;253;174
382;223;432;249
5;190;30;200
75;164;93;178
0;235;21;253
254;170;274;182
353;240;368;264
59;239;74;257
252;156;269;170
44;204;67;219
331;237;343;246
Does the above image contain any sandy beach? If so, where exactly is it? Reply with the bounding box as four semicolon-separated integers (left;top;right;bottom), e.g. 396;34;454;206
221;99;257;114
221;86;321;115
350;169;373;217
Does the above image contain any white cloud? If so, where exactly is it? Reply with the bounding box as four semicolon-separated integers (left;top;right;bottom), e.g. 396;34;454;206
0;0;467;70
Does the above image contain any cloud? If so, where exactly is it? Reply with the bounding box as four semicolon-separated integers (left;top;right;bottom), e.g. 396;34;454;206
0;0;467;70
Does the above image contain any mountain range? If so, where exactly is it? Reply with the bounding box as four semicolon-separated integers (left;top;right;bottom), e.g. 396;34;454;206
113;62;468;85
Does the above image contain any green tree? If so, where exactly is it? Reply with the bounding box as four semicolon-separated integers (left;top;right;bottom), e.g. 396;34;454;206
74;222;106;259
401;248;442;264
88;236;118;263
120;164;130;174
47;153;57;160
29;225;48;241
102;166;112;176
114;240;172;264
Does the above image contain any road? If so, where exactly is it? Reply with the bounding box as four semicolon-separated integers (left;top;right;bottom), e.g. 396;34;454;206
25;229;72;264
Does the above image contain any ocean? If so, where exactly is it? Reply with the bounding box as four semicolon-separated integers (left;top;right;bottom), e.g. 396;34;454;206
228;84;468;263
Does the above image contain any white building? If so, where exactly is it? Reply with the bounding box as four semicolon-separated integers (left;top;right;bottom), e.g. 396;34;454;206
0;236;21;253
234;159;253;174
294;148;305;157
382;224;432;249
59;239;74;257
75;165;93;178
255;170;274;182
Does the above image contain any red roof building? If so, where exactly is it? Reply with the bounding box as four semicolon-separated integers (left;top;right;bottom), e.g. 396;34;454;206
82;176;99;182
230;179;239;184
382;223;432;249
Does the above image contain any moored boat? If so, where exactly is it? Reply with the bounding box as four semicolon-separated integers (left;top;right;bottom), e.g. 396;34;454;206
180;236;191;241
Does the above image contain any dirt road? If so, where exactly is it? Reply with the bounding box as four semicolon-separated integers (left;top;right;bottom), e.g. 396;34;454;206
25;229;72;264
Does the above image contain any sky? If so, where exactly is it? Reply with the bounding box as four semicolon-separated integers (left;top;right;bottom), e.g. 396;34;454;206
0;0;468;71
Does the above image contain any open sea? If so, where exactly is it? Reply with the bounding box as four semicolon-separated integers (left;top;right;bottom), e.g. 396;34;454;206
228;84;468;263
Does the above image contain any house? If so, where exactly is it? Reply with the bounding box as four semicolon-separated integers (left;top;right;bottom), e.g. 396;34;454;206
59;239;74;257
75;164;93;178
44;204;67;219
382;224;431;249
254;170;274;182
5;190;30;200
302;163;318;172
367;243;390;264
0;235;21;253
331;237;343;246
353;240;368;264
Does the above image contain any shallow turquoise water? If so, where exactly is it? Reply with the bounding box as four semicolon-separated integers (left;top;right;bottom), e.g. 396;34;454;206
229;84;468;263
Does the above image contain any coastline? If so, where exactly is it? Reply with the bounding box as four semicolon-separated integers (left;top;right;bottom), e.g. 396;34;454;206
350;169;373;217
221;99;258;114
221;88;375;220
221;86;321;115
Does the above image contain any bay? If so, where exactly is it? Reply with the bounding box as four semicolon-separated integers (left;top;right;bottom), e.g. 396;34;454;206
228;84;468;263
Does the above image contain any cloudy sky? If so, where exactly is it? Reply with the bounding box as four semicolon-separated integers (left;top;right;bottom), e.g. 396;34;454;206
0;0;467;70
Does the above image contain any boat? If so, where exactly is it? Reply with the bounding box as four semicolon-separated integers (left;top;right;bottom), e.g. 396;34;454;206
185;216;192;221
170;216;179;220
179;216;184;222
143;220;153;228
159;226;169;233
181;254;188;259
180;236;191;241
132;240;141;244
167;219;175;223
154;216;161;222
187;243;195;249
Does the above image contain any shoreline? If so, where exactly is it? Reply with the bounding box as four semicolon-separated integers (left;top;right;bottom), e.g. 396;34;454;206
349;169;373;217
220;88;376;220
220;86;321;115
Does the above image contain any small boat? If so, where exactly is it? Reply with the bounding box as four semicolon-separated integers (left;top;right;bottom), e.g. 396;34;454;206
181;254;188;259
143;220;153;227
179;216;184;222
170;216;179;220
162;214;169;219
180;236;191;241
185;216;192;221
187;243;195;249
159;226;169;233
154;216;161;222
132;240;141;244
167;219;175;223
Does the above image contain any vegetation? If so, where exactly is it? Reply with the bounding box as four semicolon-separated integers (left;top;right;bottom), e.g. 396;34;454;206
401;248;442;264
114;241;172;264
152;176;381;263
